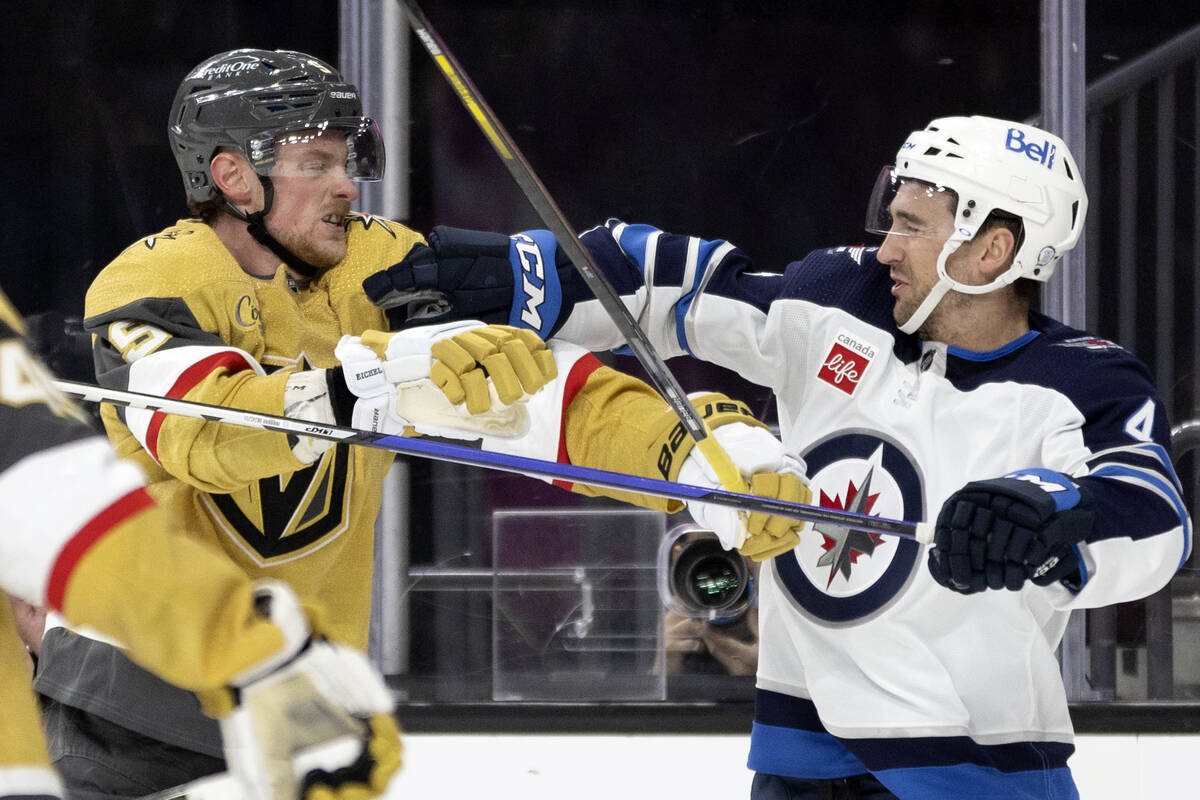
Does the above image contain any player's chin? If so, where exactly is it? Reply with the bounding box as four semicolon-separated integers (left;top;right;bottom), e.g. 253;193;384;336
305;239;348;269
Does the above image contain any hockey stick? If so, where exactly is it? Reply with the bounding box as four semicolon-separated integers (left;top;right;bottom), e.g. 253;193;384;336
402;0;751;497
54;379;931;542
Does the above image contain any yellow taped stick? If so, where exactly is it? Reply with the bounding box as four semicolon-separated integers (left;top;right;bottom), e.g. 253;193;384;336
695;434;752;547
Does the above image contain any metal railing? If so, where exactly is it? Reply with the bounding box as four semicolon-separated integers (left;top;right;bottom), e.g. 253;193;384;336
1064;24;1200;702
1083;24;1200;424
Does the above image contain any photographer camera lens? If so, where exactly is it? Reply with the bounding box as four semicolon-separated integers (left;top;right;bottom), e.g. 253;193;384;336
676;541;744;610
670;534;751;618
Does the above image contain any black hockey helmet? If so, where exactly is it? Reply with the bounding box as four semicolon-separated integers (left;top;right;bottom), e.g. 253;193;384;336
168;48;385;204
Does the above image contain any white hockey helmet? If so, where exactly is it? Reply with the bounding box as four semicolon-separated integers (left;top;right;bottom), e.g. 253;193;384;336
865;115;1088;334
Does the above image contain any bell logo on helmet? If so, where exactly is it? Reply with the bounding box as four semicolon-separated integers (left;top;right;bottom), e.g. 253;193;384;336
1005;128;1057;170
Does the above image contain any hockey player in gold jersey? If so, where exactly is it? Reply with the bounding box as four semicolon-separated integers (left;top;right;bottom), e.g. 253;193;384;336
32;48;808;798
0;287;401;800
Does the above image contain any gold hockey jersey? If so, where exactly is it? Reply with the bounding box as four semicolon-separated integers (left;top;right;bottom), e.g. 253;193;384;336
77;215;762;650
0;287;285;797
29;208;771;764
81;215;423;648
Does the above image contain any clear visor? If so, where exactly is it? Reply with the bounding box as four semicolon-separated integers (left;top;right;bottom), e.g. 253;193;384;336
864;166;959;241
246;118;385;181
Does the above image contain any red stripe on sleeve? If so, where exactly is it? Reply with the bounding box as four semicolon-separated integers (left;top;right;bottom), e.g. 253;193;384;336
144;351;253;462
553;353;603;490
46;488;156;611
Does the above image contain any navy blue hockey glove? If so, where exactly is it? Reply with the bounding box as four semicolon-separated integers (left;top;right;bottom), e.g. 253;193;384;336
928;469;1093;594
362;226;575;338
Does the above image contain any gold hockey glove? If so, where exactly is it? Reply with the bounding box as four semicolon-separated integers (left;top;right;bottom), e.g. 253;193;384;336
199;580;401;800
318;321;552;441
677;422;812;562
430;324;557;413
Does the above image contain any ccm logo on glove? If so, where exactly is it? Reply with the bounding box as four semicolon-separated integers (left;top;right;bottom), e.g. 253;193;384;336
512;231;556;333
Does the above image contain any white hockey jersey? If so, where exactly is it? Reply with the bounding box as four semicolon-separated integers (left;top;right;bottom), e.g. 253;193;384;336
554;220;1191;800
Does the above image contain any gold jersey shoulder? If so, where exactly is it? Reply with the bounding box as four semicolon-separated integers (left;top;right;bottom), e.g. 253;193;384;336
84;219;269;362
86;219;259;319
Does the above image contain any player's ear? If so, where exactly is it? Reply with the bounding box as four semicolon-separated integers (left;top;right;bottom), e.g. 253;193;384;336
977;225;1017;282
210;152;258;208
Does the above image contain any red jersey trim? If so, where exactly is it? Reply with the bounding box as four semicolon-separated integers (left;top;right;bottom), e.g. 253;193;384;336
145;351;253;462
47;488;155;611
553;354;603;490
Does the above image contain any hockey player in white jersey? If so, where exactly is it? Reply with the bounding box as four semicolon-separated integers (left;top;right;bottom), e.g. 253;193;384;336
364;115;1191;799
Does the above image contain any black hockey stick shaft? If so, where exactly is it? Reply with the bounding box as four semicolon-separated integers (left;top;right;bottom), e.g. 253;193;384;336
402;0;750;494
54;379;930;542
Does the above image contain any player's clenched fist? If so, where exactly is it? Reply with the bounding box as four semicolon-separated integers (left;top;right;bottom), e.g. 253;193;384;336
678;421;811;562
430;324;557;413
315;321;545;444
927;469;1093;594
199;581;402;800
740;471;812;561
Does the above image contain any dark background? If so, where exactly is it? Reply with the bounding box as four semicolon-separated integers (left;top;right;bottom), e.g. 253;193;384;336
3;0;1197;319
5;0;1199;703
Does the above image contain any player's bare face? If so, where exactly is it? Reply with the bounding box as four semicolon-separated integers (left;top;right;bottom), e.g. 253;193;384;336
266;131;358;269
875;183;957;330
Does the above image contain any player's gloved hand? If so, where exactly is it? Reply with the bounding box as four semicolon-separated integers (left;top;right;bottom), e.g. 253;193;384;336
362;226;576;338
927;469;1094;594
322;321;554;442
200;580;401;800
429;324;557;413
678;423;811;561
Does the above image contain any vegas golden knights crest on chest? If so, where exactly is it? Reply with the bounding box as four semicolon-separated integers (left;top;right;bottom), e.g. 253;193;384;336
207;434;354;562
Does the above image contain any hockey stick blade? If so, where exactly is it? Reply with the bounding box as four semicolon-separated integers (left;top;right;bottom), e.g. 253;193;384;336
55;379;931;542
403;0;752;496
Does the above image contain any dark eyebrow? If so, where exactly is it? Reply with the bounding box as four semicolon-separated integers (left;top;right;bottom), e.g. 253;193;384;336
891;206;927;227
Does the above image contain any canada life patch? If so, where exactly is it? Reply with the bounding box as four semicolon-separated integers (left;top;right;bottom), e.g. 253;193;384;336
817;331;876;395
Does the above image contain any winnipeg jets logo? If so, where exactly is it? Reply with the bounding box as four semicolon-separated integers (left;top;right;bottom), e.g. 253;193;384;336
775;433;923;625
814;465;886;588
1054;335;1122;352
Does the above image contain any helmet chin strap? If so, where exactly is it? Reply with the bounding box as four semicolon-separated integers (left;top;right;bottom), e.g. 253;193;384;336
223;177;322;280
896;239;961;336
896;237;1021;336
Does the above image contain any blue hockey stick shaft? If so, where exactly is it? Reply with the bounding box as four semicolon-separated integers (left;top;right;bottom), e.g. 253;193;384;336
54;379;930;543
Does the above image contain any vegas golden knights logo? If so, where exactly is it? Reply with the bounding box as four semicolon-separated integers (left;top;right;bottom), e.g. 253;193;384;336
212;445;351;559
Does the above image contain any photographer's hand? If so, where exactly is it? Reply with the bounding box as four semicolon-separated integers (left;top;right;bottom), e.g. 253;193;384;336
699;606;759;676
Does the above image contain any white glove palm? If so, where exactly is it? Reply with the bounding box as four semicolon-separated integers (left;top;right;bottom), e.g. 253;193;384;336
678;422;811;561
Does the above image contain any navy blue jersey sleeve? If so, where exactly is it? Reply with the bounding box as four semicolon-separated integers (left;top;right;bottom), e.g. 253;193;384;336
1069;351;1189;562
1027;327;1191;602
566;219;910;361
